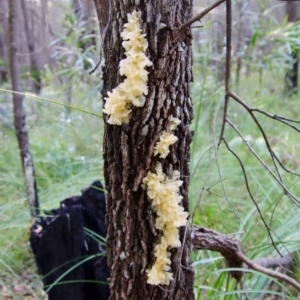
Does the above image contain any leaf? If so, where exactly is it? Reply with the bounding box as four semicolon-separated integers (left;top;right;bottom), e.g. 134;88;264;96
251;32;259;47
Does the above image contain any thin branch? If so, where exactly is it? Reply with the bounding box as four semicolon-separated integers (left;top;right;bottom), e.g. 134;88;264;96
226;119;300;206
228;91;283;181
190;98;224;221
180;0;226;30
238;253;300;291
204;186;228;201
222;137;282;256
248;255;293;270
89;21;109;74
191;146;213;178
273;151;300;177
225;0;232;94
218;0;232;147
192;226;300;292
230;91;300;133
212;96;242;223
209;0;244;228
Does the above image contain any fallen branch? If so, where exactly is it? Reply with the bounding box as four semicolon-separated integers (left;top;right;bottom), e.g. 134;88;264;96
191;226;300;291
246;255;293;270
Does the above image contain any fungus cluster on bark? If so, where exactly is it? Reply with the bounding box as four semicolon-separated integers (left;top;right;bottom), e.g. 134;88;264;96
103;11;152;125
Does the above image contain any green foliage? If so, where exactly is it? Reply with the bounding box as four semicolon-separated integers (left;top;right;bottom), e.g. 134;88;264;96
48;12;99;78
1;0;300;298
0;84;104;298
189;39;300;298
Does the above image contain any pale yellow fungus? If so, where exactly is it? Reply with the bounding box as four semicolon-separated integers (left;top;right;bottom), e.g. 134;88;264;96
169;116;181;130
142;163;188;285
154;116;181;158
154;132;178;158
103;11;152;125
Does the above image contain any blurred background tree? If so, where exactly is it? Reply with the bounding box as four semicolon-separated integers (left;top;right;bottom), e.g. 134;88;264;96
284;0;299;94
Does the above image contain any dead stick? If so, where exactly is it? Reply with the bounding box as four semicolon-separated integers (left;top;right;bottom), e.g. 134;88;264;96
192;226;300;291
180;0;226;30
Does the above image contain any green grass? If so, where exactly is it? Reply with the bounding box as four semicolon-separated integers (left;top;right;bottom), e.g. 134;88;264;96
1;48;300;300
0;80;104;298
189;58;300;297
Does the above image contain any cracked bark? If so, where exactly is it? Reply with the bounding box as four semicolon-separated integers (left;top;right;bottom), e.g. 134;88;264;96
9;0;39;217
94;0;195;299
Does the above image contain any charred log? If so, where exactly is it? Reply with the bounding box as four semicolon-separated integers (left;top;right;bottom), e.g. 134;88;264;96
30;181;110;300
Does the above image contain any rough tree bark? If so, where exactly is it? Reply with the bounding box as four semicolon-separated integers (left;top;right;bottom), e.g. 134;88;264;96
93;0;194;299
20;0;42;94
9;0;39;217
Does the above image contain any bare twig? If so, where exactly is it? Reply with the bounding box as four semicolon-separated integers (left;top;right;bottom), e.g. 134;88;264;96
204;186;228;202
212;97;242;223
89;21;109;74
218;0;232;147
191;146;213;178
228;91;283;180
192;226;300;291
226;119;300;206
238;254;300;291
230;91;300;133
189;0;300;294
273;152;300;177
190;98;224;221
222;138;282;256
180;0;226;30
249;255;293;270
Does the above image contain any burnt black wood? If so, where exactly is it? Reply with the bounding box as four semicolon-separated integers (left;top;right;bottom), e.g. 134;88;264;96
30;181;110;300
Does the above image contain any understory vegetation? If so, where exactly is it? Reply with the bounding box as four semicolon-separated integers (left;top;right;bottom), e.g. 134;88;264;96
1;70;299;299
0;1;300;299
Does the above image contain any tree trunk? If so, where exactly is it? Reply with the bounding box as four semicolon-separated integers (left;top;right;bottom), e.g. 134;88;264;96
235;0;245;92
285;1;299;95
9;0;39;217
20;0;42;94
72;0;96;55
94;1;195;299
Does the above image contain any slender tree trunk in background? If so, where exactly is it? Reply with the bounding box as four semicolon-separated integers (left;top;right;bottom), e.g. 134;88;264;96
72;0;96;54
93;0;109;36
0;34;8;82
93;0;195;299
235;0;245;92
9;0;39;217
285;1;299;95
211;4;226;82
0;1;9;82
20;0;42;94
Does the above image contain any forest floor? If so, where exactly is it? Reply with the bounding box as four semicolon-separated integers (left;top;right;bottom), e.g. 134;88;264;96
0;68;300;299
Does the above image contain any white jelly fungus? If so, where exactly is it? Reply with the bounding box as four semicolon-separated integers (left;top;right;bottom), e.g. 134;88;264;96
142;163;188;285
103;11;152;125
154;116;181;159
